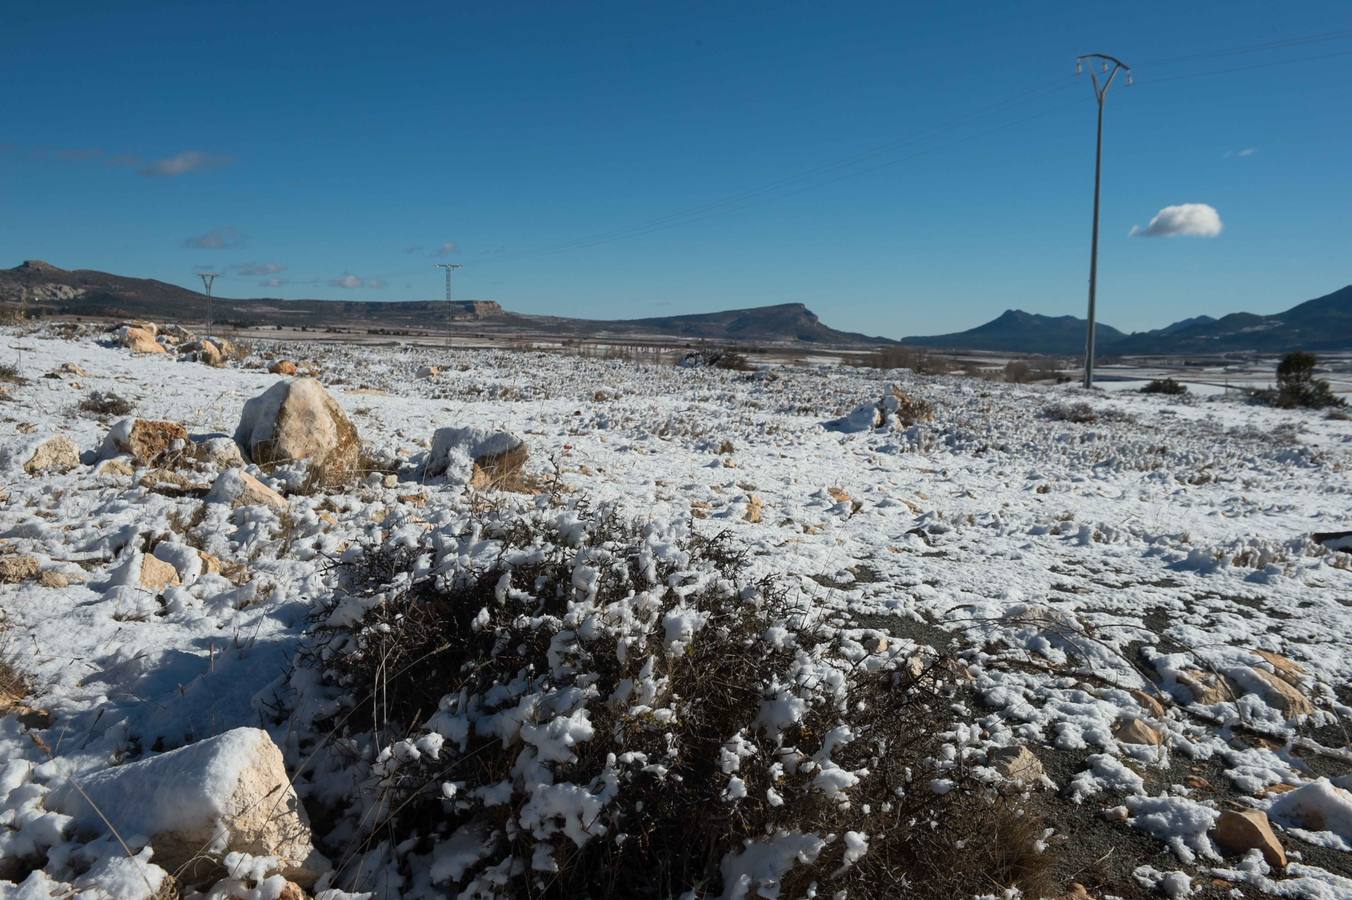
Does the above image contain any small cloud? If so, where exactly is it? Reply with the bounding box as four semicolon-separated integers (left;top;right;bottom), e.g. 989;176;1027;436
183;226;247;249
432;241;458;257
140;150;231;177
234;261;285;276
330;274;364;289
259;277;287;288
368;278;387;289
1225;147;1258;158
1130;203;1223;238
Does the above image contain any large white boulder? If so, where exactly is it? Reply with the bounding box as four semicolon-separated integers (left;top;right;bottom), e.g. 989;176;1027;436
51;727;328;886
234;378;360;485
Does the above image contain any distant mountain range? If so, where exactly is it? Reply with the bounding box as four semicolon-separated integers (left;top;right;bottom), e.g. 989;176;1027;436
0;260;891;347
904;285;1352;355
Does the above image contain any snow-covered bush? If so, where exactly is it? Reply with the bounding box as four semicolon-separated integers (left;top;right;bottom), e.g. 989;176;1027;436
300;500;1051;899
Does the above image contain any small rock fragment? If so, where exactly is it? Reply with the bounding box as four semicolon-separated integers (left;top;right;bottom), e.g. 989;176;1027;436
1214;808;1286;869
1114;716;1165;746
989;745;1045;784
140;554;181;591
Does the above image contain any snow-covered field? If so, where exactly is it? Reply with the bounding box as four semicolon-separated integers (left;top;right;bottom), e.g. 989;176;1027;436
2;324;1351;899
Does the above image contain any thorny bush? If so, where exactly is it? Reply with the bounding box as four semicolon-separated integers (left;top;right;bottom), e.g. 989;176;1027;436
304;499;1051;899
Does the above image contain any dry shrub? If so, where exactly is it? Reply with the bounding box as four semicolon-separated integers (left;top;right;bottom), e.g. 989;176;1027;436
308;503;1051;899
0;613;30;716
888;386;935;426
857;346;952;376
1042;401;1098;424
1141;378;1187;396
79;391;135;417
0;362;25;385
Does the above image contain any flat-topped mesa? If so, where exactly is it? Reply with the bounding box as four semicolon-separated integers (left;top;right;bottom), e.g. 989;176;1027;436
450;300;503;319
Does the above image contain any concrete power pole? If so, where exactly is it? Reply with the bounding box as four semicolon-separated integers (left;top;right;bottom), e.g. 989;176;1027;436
434;263;462;349
1076;53;1130;390
198;272;220;335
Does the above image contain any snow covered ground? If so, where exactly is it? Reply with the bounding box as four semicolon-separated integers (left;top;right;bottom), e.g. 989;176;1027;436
2;323;1351;899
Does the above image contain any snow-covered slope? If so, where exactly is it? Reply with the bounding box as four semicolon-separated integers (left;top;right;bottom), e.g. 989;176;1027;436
2;325;1351;898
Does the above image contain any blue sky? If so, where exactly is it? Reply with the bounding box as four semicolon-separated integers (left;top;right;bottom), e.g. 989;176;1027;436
2;1;1349;336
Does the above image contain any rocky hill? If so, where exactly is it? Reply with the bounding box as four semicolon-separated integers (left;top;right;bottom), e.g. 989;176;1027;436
0;261;889;347
902;309;1125;355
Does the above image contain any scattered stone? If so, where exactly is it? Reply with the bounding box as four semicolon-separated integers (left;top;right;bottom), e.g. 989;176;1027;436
1214;808;1286;870
744;493;764;524
0;555;41;584
140;553;181;591
989;745;1045;784
118;325;165;354
828;486;851;504
235;379;361;485
1058;884;1095;900
57;362;89;377
1114;716;1165;746
383;473;399;488
100;418;190;467
269;359;299;375
426;427;529;491
94;457;136;479
861;633;889;655
197;550;223;575
22;435;80;475
207;469;288;514
1179;669;1230;705
1130;688;1167;718
197;436;245;469
51;727;329;887
191;339;224;367
1253;650;1305;686
416;364;442;378
1248;666;1313;718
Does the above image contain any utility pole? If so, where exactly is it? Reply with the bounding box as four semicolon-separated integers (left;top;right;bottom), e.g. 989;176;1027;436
198;272;220;335
434;263;462;349
1076;53;1130;390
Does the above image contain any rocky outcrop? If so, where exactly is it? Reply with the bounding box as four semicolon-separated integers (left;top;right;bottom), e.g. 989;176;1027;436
234;379;360;485
426;427;529;490
1215;808;1285;869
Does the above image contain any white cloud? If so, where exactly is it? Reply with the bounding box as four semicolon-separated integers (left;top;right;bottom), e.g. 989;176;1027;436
259;277;287;288
1237;147;1257;157
433;241;458;257
140;150;231;177
330;274;364;289
235;261;285;276
367;278;387;289
183;226;247;249
1130;203;1223;238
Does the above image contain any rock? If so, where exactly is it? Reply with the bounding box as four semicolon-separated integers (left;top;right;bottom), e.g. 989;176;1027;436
0;555;41;584
427;427;529;490
1179;669;1231;705
269;360;299;376
278;883;307;900
1130;689;1167;718
51;727;329;887
827;486;851;504
100;418;190;467
206;469;288;514
1267;778;1352;839
197;550;223;575
22;435;80;475
192;339;224;367
989;745;1045;784
1058;884;1095;900
94;456;137;479
140;553;181;591
744;493;764;524
862;633;889;655
416;364;441;378
58;362;89;377
1215;808;1286;869
1114;716;1165;746
118;325;165;354
1248;667;1313;718
1253;650;1305;686
197;436;245;469
235;379;361;485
